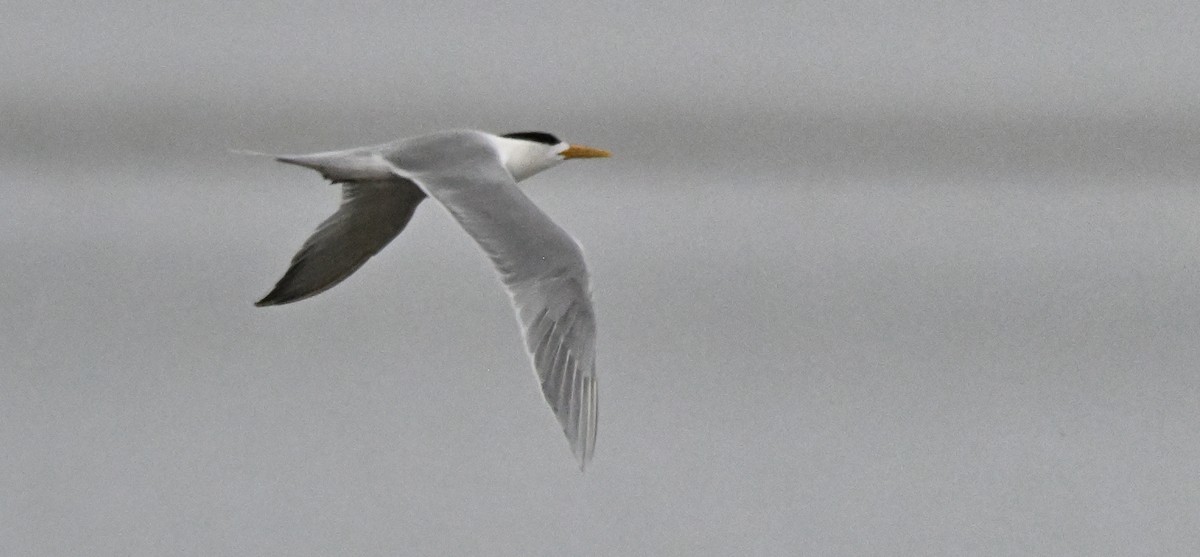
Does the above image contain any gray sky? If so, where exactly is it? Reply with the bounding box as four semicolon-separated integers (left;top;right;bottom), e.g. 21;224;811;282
6;1;1199;178
3;2;1200;555
6;1;1200;117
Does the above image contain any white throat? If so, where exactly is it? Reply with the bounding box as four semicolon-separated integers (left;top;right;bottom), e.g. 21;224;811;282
488;135;565;182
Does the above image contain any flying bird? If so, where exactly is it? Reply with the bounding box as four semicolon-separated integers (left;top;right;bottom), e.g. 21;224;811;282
245;130;610;469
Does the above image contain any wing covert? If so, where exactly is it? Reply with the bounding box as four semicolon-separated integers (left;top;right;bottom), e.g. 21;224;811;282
393;143;598;468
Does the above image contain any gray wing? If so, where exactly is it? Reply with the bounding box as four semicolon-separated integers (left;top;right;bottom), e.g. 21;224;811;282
393;152;598;469
257;179;426;306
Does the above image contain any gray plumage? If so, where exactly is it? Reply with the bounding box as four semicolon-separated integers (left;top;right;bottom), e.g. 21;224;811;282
247;130;607;469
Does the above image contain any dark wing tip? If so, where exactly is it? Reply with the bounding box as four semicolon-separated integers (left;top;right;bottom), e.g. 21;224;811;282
254;277;323;307
254;289;292;307
254;263;314;307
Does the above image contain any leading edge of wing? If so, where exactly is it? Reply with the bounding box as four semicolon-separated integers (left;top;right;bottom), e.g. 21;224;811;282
385;150;598;468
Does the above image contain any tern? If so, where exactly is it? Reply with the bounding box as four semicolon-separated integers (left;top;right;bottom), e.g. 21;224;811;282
246;130;610;469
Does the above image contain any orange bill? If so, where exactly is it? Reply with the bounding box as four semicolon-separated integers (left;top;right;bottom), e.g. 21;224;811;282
561;144;612;159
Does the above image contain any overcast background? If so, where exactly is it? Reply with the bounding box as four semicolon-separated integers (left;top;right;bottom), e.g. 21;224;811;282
3;1;1200;555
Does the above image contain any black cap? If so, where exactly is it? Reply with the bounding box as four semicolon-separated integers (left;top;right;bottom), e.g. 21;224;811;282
501;131;561;145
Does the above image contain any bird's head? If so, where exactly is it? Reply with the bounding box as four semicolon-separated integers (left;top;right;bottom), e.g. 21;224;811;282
491;131;610;182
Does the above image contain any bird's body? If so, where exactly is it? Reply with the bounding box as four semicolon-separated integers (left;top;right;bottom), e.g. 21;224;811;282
245;129;610;469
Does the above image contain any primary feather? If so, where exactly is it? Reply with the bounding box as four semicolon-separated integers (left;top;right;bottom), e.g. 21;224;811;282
246;129;604;468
